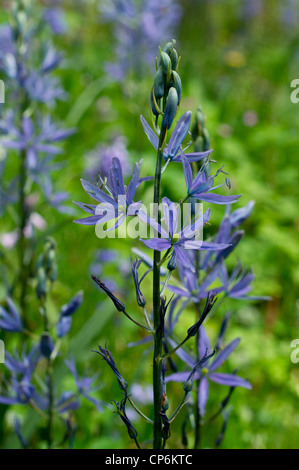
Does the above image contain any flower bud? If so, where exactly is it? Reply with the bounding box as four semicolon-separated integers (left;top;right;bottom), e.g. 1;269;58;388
169;48;179;71
40;332;54;359
162;87;178;130
169;70;181;103
154;68;165;99
162;39;176;55
194;135;204;152
36;267;47;300
158;51;171;75
151;88;159;116
167;250;177;271
202;127;210;151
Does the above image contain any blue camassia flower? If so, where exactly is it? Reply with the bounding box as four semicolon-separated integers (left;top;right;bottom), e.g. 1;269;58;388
213;262;271;301
56;291;83;338
0;346;39;405
100;0;182;81
74;157;152;230
0;298;23;332
66;358;103;412
141;111;213;163
166;325;251;416
182;152;241;205
1;115;74;171
139;197;230;271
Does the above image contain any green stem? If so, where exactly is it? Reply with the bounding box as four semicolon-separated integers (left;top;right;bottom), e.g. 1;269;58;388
127;396;153;424
47;358;54;449
19;148;28;322
152;126;167;450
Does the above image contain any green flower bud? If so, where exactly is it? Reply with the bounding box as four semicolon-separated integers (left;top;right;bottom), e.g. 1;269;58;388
202;127;210;151
162;39;176;55
169;70;181;103
162;87;178;130
194;135;204;153
151;88;159;116
36;267;47;300
153;68;165;99
169;48;179;71
158;51;171;75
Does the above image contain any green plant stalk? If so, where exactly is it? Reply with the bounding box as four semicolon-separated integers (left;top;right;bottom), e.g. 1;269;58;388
194;328;201;449
19;147;28;321
41;296;55;449
192;194;202;449
47;357;54;449
152;126;167;450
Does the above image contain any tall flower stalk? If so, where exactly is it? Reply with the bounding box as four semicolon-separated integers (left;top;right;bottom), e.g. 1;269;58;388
74;39;268;449
0;0;74;321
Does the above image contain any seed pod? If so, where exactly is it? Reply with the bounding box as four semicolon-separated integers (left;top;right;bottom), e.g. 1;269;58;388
158;51;171;75
153;68;165;99
169;70;181;103
162;87;178;130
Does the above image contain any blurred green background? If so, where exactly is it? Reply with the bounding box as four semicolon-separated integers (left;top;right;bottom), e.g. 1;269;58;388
1;0;299;449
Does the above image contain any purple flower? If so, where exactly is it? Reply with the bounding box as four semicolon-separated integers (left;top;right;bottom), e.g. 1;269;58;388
66;358;103;412
0;366;36;406
182;152;241;205
141;112;213;163
74;157;151;230
85;136;131;181
166;326;252;416
43;7;67;35
32;390;80;415
100;0;182;81
56;291;83;338
1;116;74;171
5;345;39;376
139;197;230;271
214;262;270;301
0;298;23;332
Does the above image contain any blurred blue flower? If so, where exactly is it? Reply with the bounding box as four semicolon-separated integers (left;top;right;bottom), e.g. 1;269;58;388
0;298;23;332
100;0;182;80
66;358;103;412
43;6;67;35
56;291;83;338
85;135;132;181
